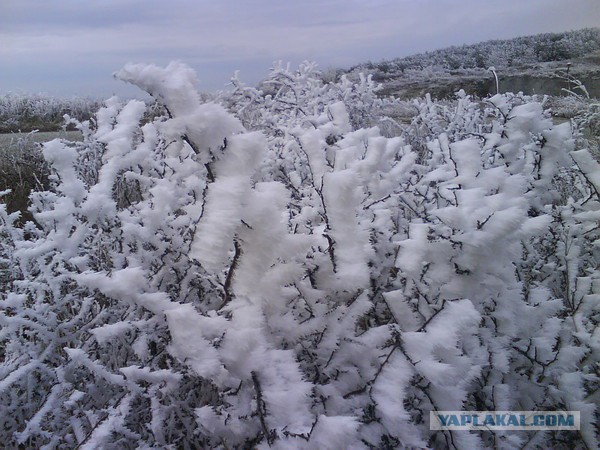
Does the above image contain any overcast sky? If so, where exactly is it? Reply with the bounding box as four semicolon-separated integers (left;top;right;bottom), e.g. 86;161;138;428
1;0;598;98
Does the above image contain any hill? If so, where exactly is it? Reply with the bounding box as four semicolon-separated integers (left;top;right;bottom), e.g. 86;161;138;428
343;28;600;99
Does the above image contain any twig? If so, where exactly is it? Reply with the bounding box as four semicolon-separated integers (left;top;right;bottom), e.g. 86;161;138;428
251;371;273;446
219;238;242;309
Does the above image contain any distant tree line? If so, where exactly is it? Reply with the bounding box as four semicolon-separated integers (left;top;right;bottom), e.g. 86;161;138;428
0;94;102;133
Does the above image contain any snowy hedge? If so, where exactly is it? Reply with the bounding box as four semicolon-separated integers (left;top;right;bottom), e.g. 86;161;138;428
0;62;598;449
0;94;101;133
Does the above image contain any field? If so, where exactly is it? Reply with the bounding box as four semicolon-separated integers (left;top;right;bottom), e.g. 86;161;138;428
0;130;82;146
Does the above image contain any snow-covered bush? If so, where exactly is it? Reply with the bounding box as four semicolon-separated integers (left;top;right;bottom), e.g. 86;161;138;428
0;62;597;449
222;61;395;133
547;87;600;163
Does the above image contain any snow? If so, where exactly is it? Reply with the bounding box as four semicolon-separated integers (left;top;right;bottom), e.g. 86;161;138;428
116;62;244;154
91;321;135;344
571;149;600;191
190;132;265;271
308;415;361;450
322;170;371;290
164;304;225;379
42;140;86;204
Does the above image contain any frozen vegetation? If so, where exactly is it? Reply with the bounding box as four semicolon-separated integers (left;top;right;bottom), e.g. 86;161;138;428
0;57;598;449
0;94;101;133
